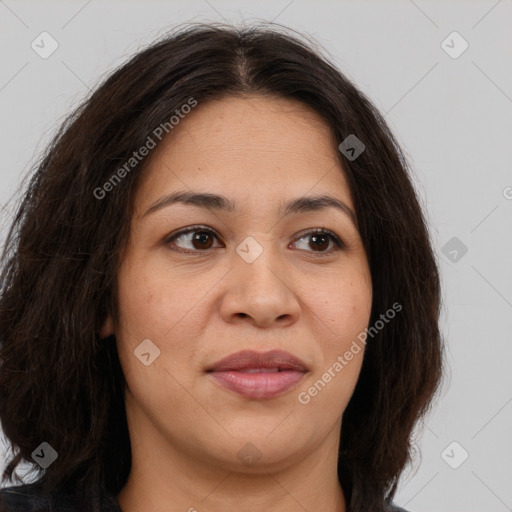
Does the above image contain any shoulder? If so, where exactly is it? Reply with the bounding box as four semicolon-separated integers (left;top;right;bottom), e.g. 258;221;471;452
0;483;121;512
386;503;411;512
0;483;50;511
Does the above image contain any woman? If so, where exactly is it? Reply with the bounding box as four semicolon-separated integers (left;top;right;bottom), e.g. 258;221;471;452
0;22;443;512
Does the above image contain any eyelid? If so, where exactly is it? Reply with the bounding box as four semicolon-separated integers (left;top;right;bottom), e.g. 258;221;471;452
165;225;222;245
293;227;346;250
165;225;346;254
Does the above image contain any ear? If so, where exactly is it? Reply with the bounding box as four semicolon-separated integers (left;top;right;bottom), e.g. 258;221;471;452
100;314;114;339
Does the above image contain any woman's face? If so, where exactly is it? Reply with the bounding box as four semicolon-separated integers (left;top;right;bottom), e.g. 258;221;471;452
106;95;372;474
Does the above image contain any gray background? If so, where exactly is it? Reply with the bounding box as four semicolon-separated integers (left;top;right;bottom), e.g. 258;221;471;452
1;1;511;510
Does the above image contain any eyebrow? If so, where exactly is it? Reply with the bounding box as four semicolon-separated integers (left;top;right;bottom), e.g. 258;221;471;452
143;190;357;226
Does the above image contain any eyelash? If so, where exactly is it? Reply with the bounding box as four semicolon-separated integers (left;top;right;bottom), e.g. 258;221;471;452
164;225;346;256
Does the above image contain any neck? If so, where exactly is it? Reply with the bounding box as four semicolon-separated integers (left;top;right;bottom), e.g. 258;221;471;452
117;415;347;512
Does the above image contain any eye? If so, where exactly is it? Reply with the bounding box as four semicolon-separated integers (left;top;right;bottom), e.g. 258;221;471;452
165;226;345;255
165;225;223;253
291;228;345;255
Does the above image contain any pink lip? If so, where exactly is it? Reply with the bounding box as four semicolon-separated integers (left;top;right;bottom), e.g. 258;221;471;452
206;349;308;399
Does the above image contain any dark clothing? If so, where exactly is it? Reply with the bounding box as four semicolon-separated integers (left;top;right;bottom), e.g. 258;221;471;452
0;482;410;511
0;483;120;512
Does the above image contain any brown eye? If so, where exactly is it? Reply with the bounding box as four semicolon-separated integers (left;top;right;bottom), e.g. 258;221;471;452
309;233;330;251
166;226;222;253
292;229;345;255
191;231;214;250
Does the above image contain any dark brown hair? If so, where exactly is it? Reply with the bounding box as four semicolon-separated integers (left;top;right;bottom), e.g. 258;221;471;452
0;22;443;511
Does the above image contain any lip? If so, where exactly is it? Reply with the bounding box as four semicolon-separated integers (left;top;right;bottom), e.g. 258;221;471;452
206;349;308;399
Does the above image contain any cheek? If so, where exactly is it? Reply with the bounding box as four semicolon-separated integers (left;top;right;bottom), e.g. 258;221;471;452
301;268;371;403
114;260;199;408
114;256;210;392
116;255;203;341
310;266;372;346
297;294;369;416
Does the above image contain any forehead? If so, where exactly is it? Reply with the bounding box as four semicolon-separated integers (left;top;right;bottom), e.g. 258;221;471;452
135;95;353;213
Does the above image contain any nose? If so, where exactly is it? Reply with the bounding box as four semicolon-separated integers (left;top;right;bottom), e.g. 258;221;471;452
219;240;301;329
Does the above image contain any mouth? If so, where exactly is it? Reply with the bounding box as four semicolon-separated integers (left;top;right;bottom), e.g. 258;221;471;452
206;349;308;399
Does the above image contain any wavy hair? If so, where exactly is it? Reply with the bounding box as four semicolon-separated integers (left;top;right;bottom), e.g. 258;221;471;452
0;22;443;511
